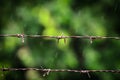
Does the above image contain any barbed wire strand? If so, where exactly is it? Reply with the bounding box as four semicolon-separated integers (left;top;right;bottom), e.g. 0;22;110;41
1;68;120;73
0;34;120;39
0;34;120;43
1;68;120;77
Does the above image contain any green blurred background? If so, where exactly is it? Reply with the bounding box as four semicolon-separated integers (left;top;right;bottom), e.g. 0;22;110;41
0;0;120;80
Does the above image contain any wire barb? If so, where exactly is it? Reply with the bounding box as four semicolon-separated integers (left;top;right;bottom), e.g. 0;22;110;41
87;72;91;78
17;34;25;43
43;69;51;77
56;33;67;44
89;36;93;44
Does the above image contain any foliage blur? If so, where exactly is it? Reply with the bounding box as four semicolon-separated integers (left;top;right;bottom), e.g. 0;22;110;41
0;0;120;80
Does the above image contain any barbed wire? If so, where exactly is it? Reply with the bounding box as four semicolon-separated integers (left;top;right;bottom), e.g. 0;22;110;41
0;68;120;77
1;68;120;73
0;34;120;77
0;34;120;43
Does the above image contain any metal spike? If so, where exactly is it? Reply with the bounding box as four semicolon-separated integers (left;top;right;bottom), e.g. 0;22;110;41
90;37;93;44
64;38;67;44
87;72;91;78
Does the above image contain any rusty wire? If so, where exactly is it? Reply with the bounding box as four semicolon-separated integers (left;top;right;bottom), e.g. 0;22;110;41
0;34;120;43
0;34;120;77
1;68;120;73
0;34;120;39
0;68;120;77
1;68;120;76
